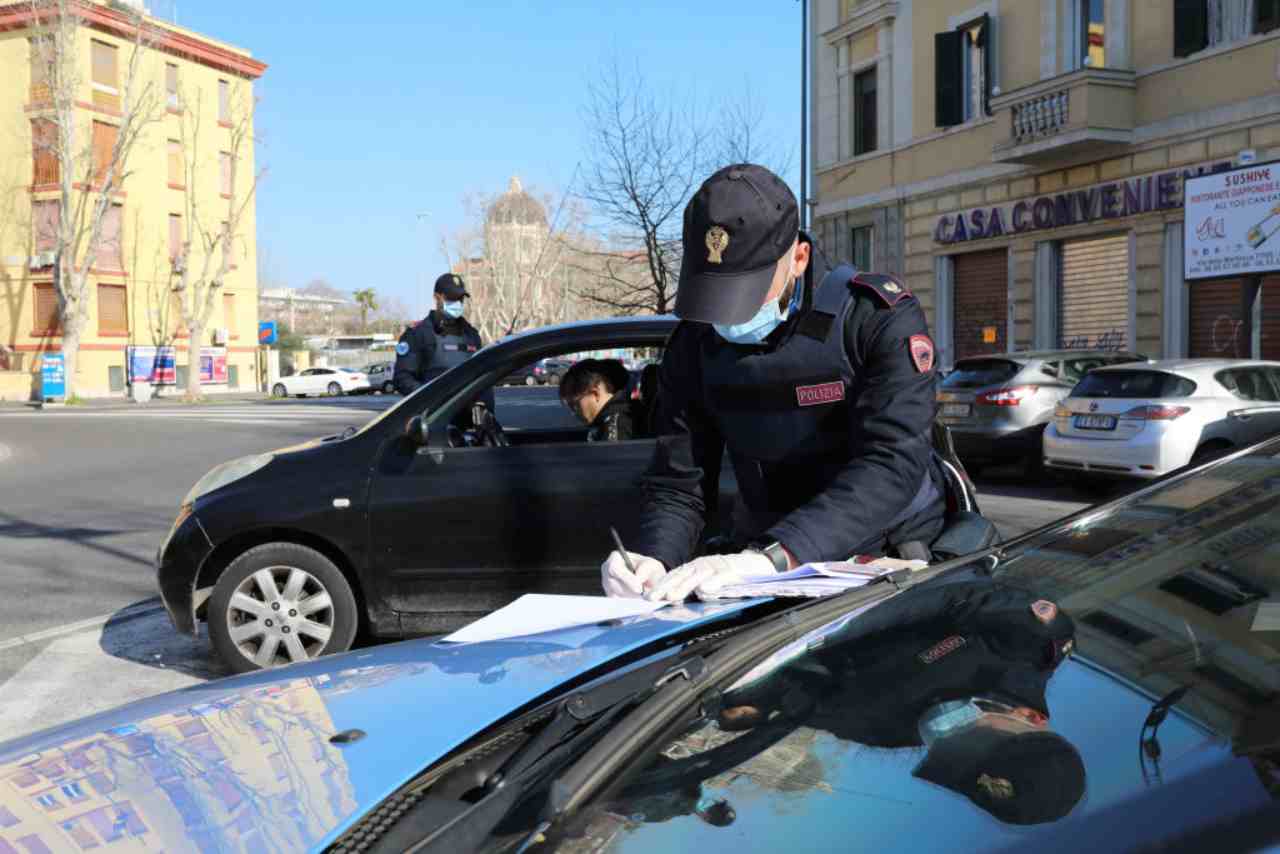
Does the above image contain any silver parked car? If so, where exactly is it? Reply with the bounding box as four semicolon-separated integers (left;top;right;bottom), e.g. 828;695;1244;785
936;350;1144;473
1044;358;1280;478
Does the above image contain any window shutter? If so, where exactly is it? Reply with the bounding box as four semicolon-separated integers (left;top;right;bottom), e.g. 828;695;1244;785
29;38;50;103
223;292;235;329
979;14;992;116
99;204;123;271
92;122;118;185
1174;0;1208;57
169;214;182;261
98;284;127;334
32;119;58;186
218;79;230;121
33;200;60;253
91;41;117;88
935;30;965;128
165;63;179;108
34;283;59;333
167;140;182;186
219;152;232;196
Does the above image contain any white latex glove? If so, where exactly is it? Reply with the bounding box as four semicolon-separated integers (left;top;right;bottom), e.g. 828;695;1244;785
646;551;776;603
601;550;667;598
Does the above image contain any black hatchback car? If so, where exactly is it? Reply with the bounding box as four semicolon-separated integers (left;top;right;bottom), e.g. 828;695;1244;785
158;317;737;672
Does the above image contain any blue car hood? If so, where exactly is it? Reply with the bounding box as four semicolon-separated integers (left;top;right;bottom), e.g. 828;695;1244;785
0;601;759;853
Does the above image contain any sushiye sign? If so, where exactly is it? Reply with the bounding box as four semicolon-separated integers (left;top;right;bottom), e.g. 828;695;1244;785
1183;160;1280;280
934;159;1234;245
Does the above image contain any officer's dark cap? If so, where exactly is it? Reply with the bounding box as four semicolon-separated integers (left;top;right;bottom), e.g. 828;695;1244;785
434;273;469;300
915;727;1086;825
675;163;799;325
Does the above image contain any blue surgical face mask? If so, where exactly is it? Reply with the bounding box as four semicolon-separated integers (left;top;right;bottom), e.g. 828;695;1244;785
442;300;465;319
713;262;801;345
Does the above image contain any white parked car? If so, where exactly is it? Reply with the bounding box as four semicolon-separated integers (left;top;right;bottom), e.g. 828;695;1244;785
271;367;367;398
1044;359;1280;479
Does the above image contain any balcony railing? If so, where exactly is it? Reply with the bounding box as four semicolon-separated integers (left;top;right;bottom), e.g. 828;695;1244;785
1010;90;1070;145
991;68;1135;164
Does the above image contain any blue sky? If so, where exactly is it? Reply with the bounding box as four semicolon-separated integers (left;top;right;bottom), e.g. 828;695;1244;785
173;1;804;317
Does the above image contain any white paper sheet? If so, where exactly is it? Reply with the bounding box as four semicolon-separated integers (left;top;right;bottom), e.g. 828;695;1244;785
441;594;669;644
715;558;927;600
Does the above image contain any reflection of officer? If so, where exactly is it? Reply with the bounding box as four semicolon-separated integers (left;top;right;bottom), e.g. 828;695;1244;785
392;273;483;395
601;164;946;601
719;578;1086;826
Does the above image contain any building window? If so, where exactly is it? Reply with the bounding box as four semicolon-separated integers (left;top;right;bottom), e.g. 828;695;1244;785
852;68;877;156
219;152;232;196
98;284;128;335
168;213;183;263
1258;0;1280;32
223;292;236;330
34;283;60;334
90;40;117;92
29;37;50;104
852;226;874;270
59;782;87;803
165;63;179;109
1176;0;1269;56
34;793;60;811
16;835;53;854
32;119;58;186
91;121;118;186
1079;0;1105;68
98;204;123;272
167;139;183;187
33;200;59;255
0;805;19;827
218;79;230;122
935;15;990;128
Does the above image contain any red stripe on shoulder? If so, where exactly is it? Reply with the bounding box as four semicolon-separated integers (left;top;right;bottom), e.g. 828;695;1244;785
850;272;911;307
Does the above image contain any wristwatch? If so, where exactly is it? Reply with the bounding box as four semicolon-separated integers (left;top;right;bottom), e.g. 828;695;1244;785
748;540;790;573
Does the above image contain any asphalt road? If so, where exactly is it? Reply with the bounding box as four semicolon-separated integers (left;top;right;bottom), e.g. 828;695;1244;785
0;388;1108;738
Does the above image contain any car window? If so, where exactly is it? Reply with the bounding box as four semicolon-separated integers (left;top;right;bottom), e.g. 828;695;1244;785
1039;361;1059;378
1061;358;1108;383
939;359;1021;389
1218;368;1280;402
1071;370;1196;398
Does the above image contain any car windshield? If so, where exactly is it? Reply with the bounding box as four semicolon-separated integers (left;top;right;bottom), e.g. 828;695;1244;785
519;444;1280;851
1072;370;1197;398
941;359;1022;389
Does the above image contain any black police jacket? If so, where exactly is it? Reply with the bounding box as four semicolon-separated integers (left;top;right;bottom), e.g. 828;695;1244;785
392;311;483;396
633;236;943;570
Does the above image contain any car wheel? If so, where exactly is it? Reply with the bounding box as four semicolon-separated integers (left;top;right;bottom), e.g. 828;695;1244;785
327;382;343;397
525;375;538;386
208;543;358;674
272;383;287;398
383;381;395;394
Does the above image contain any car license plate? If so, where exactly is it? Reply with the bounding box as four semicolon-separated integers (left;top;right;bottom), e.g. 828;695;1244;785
941;403;971;418
1075;414;1117;430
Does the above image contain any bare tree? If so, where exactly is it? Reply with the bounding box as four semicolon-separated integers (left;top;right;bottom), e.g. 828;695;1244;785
28;0;161;397
170;77;262;400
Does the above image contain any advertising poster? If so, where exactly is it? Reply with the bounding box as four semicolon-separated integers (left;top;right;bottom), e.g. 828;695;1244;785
200;347;228;383
41;353;65;400
1184;162;1280;280
126;346;177;384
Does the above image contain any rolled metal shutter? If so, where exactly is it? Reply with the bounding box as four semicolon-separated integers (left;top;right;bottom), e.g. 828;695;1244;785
952;249;1008;359
1059;234;1129;350
1262;275;1280;361
1189;278;1249;358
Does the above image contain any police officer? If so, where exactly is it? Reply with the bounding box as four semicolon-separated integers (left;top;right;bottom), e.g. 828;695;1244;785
392;273;484;395
601;163;945;601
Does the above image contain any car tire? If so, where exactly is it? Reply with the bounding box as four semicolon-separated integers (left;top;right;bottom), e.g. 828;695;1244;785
1191;441;1232;467
327;382;343;397
525;375;538;386
383;381;394;394
272;383;287;398
208;543;358;674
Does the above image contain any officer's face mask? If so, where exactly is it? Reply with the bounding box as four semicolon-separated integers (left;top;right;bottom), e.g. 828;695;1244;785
442;299;465;319
712;256;801;346
918;698;1044;747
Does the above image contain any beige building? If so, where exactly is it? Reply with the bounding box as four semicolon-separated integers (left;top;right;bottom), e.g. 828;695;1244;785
809;0;1280;368
0;0;266;399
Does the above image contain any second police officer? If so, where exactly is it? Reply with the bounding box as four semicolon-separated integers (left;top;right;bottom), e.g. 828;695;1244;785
392;273;484;396
603;163;948;601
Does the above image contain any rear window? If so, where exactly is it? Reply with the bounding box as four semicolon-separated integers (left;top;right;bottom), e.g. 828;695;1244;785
940;359;1021;389
1071;370;1197;399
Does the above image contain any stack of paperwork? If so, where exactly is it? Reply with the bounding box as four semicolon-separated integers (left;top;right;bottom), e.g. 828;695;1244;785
715;557;927;599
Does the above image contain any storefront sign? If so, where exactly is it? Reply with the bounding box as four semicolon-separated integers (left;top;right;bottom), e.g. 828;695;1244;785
127;346;177;385
200;347;228;384
41;353;64;401
1184;161;1280;280
935;160;1234;245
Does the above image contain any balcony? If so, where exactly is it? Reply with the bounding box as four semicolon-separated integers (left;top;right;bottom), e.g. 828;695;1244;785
991;68;1136;164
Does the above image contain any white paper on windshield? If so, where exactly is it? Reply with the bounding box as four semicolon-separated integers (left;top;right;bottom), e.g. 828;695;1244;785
1251;600;1280;632
441;594;670;644
715;558;927;600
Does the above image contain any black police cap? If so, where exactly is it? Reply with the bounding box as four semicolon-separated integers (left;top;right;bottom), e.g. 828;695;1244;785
434;273;469;300
675;163;800;325
914;727;1086;826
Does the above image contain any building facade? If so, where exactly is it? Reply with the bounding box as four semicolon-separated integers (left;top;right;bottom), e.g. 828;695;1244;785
810;0;1280;368
0;0;266;399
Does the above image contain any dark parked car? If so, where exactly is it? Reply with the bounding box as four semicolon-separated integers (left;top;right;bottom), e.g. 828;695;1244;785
937;349;1145;473
158;317;732;672
19;436;1280;851
364;360;395;394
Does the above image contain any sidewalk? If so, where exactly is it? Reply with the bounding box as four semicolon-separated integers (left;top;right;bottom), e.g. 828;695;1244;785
1;391;270;411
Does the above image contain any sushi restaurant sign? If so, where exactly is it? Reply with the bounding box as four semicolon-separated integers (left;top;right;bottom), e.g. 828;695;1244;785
934;159;1233;245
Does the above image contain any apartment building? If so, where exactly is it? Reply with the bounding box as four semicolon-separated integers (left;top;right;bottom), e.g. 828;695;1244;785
0;0;266;398
810;0;1280;367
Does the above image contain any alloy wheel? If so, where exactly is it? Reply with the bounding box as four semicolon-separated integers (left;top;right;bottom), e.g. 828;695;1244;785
224;566;335;668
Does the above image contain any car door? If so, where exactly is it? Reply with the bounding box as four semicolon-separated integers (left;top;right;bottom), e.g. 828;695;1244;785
1223;367;1280;445
289;368;317;395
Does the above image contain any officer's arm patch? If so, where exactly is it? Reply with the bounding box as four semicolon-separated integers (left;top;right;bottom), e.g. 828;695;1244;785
850;272;911;307
395;341;410;356
909;334;935;373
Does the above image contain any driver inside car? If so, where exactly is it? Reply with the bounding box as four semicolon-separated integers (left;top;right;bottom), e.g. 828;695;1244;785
559;359;641;442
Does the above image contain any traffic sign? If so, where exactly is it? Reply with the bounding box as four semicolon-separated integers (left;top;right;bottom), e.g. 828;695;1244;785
258;321;278;345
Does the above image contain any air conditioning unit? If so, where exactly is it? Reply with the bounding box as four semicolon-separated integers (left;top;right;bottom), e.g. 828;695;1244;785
212;328;229;345
28;251;55;270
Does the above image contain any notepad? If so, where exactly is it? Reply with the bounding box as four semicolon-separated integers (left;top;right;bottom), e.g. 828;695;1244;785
441;594;670;644
714;557;927;599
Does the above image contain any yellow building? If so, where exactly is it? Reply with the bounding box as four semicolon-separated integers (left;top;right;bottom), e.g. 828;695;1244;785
0;0;266;399
810;0;1280;367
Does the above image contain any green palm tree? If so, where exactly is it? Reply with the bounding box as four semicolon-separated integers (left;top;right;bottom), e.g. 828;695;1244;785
353;288;378;331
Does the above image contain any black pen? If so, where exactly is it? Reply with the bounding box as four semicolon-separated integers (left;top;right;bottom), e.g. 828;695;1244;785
610;527;637;575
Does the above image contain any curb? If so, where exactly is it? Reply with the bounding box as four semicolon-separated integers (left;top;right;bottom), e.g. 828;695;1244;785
0;600;166;653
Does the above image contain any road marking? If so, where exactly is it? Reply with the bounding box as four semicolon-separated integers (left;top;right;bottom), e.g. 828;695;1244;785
0;600;164;652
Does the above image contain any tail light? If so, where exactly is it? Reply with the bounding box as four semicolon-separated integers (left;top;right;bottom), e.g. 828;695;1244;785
1122;405;1190;420
1054;404;1072;418
976;386;1036;406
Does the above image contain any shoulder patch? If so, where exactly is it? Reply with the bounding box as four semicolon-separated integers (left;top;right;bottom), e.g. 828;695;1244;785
395;341;410;356
850;272;911;307
909;334;935;373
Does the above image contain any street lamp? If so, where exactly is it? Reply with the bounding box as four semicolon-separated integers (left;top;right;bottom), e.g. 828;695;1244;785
415;212;431;314
798;0;808;232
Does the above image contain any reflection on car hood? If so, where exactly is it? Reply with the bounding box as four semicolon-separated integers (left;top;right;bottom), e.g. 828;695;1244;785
0;602;757;853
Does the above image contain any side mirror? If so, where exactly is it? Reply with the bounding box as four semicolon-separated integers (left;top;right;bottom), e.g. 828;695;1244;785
405;414;430;446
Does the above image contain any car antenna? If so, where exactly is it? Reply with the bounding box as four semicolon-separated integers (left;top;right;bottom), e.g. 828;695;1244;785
1139;684;1191;787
